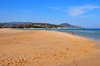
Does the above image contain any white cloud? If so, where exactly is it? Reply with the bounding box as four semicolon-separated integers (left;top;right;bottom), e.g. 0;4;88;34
50;6;61;10
79;15;96;18
67;5;100;17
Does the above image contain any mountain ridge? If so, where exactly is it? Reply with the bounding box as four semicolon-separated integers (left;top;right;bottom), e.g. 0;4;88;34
0;22;84;29
59;23;76;27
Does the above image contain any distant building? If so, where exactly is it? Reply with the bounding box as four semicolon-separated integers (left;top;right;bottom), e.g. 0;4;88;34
57;27;62;29
0;26;3;29
62;27;69;29
45;23;48;28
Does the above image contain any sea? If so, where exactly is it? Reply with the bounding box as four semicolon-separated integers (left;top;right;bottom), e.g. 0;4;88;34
16;28;100;41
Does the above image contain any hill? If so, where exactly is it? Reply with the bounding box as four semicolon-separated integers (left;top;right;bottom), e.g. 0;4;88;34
59;23;76;27
12;23;61;28
0;22;84;29
0;22;32;27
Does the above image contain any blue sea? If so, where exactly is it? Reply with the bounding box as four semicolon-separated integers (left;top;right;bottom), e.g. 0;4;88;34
16;28;100;40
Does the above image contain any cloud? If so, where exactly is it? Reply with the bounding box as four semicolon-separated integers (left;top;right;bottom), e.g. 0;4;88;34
50;6;61;10
79;15;96;18
67;5;100;17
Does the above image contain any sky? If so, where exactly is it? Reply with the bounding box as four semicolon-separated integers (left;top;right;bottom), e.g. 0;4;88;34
0;0;100;28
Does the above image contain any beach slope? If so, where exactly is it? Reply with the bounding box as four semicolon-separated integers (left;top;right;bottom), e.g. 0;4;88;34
0;29;100;66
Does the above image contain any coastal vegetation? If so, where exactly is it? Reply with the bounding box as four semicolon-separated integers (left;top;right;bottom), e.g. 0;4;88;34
0;22;84;29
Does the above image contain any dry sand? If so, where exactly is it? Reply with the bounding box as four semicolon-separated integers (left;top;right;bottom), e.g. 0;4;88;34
0;29;100;66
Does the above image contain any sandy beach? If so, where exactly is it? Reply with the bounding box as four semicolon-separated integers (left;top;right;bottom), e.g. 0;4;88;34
0;29;100;66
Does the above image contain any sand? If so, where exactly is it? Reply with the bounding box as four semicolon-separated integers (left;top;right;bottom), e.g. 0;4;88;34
0;29;100;66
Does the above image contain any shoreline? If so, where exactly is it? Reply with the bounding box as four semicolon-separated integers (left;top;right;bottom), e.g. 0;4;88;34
9;28;100;41
0;29;100;66
0;29;100;49
8;28;100;42
73;34;100;41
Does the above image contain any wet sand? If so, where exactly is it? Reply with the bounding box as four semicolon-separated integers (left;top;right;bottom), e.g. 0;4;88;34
0;29;100;66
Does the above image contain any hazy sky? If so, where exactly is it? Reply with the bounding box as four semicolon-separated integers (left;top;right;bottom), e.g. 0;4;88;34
0;0;100;28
